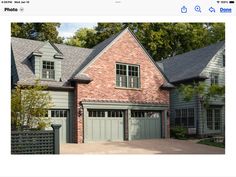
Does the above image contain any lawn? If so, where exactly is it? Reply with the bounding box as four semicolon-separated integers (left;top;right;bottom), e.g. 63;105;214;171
198;138;225;148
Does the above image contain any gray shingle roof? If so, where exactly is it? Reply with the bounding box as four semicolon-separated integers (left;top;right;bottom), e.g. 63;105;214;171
11;37;93;88
158;41;225;83
73;29;123;78
11;29;125;88
12;27;172;89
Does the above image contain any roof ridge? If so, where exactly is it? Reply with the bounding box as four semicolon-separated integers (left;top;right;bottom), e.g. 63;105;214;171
71;28;128;78
161;40;225;63
160;40;225;83
11;36;94;51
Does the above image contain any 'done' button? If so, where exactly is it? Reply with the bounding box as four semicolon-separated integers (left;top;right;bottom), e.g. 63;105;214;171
220;7;232;13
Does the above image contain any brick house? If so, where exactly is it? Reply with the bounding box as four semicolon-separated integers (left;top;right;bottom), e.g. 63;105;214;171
11;28;173;143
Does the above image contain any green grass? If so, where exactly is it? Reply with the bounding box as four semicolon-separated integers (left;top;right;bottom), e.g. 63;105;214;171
198;138;225;148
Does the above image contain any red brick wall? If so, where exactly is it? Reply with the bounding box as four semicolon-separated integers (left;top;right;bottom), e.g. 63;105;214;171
75;31;169;143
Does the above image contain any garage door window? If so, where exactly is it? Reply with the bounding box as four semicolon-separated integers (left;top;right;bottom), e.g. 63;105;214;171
88;110;105;117
131;111;160;118
51;110;68;117
108;111;124;117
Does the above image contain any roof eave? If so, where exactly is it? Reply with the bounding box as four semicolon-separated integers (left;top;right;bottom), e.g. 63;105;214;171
171;75;208;84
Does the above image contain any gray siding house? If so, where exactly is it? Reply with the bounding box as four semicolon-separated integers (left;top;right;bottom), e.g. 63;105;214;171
158;41;225;136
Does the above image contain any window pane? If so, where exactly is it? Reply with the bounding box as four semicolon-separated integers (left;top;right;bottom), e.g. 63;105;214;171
116;63;140;88
42;61;55;79
51;111;55;117
88;110;105;117
175;118;181;126
211;73;219;85
108;111;123;117
207;109;213;129
188;108;194;127
64;110;68;117
215;109;221;130
60;110;64;117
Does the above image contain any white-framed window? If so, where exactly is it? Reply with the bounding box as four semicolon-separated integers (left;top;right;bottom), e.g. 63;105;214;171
207;108;221;130
210;73;219;85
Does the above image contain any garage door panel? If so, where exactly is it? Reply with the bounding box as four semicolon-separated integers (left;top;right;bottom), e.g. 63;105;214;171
100;119;106;140
48;109;69;144
105;119;111;140
92;119;100;140
85;110;124;142
118;119;124;139
129;111;161;140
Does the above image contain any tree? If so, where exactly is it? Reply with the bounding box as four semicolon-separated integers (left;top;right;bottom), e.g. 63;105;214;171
178;82;225;108
11;23;63;43
11;81;53;130
12;22;225;61
65;28;97;48
65;23;225;61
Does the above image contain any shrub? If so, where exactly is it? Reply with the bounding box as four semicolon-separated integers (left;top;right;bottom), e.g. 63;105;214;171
170;126;188;139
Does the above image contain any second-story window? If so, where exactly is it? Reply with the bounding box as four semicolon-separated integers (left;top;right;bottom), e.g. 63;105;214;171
42;61;55;79
116;63;140;88
210;73;219;85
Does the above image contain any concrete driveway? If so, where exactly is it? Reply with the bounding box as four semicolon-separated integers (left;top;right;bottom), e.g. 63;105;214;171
60;139;225;154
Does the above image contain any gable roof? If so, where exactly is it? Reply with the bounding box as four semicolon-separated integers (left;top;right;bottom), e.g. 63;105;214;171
158;41;225;83
12;27;172;88
72;29;123;79
11;37;93;88
73;27;171;85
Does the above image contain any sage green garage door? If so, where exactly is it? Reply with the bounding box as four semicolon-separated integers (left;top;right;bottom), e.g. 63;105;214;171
129;110;161;140
85;110;124;142
50;109;69;144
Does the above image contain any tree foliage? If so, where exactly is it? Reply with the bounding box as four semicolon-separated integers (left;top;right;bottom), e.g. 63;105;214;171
178;82;225;107
11;22;225;61
65;28;97;48
11;23;63;43
65;23;225;61
11;81;53;130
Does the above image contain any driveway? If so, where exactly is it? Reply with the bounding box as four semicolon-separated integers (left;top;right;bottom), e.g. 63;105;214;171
60;139;225;154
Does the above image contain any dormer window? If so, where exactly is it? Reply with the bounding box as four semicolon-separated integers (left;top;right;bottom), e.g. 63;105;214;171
42;61;55;79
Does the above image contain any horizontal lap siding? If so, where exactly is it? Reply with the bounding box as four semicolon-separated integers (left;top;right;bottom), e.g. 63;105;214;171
48;91;74;108
48;91;74;142
199;47;225;135
35;43;62;81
